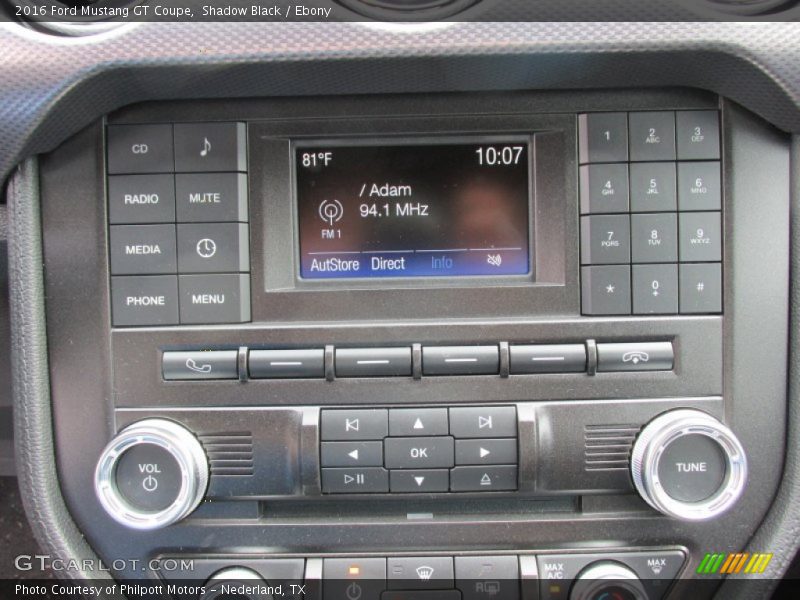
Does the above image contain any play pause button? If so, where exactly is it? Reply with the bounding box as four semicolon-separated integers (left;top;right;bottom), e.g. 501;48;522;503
390;470;449;493
322;467;389;494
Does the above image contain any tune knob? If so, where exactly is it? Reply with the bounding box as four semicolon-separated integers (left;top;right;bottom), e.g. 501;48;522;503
201;567;273;600
94;419;209;530
570;561;646;600
630;409;747;521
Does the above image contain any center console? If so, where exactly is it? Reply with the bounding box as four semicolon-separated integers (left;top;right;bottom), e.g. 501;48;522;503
35;89;790;599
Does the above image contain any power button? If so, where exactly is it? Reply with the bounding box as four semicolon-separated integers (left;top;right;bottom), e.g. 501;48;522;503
114;443;183;512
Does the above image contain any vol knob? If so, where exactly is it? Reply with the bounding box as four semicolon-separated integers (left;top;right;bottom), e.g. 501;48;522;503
94;419;209;530
630;409;747;521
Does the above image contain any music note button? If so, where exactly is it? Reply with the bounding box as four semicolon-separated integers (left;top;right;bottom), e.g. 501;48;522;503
173;122;247;172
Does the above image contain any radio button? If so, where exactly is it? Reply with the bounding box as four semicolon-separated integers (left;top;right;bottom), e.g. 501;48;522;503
387;556;454;590
631;213;678;264
678;161;721;211
249;349;325;379
174;122;247;173
676;110;720;160
449;407;517;439
335;347;412;378
509;344;586;374
177;222;250;273
176;173;249;223
450;465;518;492
109;224;177;275
389;408;448;437
111;275;179;327
596;341;674;372
389;469;449;493
455;439;518;466
633;264;679;315
321;409;388;441
107;124;174;175
162;350;239;381
581;265;632;315
578;113;628;164
321;441;383;467
422;346;499;376
579;164;629;214
580;215;630;265
629;162;677;213
321;467;389;494
679;212;722;262
178;273;250;324
108;174;176;224
629;111;676;161
384;437;455;469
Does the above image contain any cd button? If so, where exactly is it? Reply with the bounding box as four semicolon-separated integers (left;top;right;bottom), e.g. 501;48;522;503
422;346;499;376
389;408;449;437
107;124;174;175
509;344;587;374
449;406;517;439
384;437;455;469
321;409;388;441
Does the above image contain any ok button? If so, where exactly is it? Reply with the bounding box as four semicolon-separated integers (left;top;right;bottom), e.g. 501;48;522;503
384;437;455;469
113;444;183;512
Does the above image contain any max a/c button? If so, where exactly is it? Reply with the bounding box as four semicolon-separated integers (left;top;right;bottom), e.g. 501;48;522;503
162;350;239;380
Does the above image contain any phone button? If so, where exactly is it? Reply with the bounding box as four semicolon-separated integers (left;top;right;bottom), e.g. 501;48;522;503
596;341;674;372
162;350;239;380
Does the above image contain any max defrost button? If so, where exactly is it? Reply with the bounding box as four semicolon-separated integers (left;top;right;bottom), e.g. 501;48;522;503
248;349;325;379
178;274;250;324
114;443;183;512
111;275;178;327
162;350;239;380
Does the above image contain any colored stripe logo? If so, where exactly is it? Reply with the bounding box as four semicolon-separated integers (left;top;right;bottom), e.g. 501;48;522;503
697;553;773;575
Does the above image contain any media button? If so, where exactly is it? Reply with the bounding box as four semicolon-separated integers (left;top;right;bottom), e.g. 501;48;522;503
109;224;177;275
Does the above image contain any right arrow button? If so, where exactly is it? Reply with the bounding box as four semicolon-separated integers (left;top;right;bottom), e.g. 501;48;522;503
455;439;518;466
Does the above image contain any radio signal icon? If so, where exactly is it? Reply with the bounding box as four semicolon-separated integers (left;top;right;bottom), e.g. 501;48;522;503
319;199;344;226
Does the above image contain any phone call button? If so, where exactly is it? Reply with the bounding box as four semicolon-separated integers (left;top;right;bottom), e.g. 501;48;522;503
162;350;239;380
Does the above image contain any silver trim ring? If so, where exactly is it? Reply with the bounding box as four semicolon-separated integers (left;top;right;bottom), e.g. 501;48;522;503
631;409;747;522
201;567;273;600
94;419;208;530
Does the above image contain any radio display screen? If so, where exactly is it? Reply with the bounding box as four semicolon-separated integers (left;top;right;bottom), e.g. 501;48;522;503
295;138;532;279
